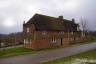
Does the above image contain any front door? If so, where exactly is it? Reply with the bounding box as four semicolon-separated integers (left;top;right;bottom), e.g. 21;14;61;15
61;38;63;45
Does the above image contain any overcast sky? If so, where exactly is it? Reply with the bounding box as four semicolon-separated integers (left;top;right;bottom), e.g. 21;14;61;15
0;0;96;34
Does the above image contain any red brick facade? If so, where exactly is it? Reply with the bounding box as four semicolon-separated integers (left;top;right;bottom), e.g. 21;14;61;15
23;26;81;50
23;14;82;50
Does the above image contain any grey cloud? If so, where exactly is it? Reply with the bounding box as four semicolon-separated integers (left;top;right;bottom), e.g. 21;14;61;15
0;0;96;34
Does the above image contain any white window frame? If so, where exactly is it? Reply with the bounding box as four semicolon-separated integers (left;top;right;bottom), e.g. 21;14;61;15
42;31;47;35
71;32;73;35
27;28;30;32
51;38;57;43
26;39;29;44
24;39;26;44
24;39;29;44
1;43;5;46
77;26;80;31
59;31;64;34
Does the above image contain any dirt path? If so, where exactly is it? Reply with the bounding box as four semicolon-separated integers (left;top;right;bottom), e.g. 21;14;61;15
0;42;96;64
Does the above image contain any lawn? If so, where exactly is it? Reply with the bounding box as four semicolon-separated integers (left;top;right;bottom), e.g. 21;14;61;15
42;49;96;64
0;47;37;58
0;41;96;59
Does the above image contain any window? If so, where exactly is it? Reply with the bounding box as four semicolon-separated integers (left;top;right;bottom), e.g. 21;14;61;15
70;38;74;41
51;37;57;43
1;43;4;46
29;39;32;44
27;28;30;32
26;39;29;44
59;31;64;34
24;39;29;44
77;26;80;31
71;32;73;35
42;31;47;35
24;39;26;44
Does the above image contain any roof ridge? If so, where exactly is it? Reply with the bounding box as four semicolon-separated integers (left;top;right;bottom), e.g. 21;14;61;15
35;13;57;19
35;13;73;22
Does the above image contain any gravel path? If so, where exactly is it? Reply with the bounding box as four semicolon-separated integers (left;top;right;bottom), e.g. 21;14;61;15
0;42;96;64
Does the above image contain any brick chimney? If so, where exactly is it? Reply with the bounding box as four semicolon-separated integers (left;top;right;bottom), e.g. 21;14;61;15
72;18;75;23
23;21;25;24
58;16;63;20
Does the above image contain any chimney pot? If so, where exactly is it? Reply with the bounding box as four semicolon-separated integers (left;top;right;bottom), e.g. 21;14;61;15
58;16;63;20
72;18;75;22
23;21;25;24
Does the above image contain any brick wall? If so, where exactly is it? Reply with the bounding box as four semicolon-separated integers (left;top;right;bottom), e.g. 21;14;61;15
24;38;61;50
23;24;82;49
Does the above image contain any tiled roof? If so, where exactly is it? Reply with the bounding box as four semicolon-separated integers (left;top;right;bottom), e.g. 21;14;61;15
24;13;79;32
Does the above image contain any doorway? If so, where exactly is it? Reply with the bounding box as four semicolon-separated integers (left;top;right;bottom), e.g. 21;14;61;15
61;38;63;45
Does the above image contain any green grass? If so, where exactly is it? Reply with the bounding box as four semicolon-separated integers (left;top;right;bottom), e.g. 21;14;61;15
0;46;73;59
0;47;37;58
87;37;96;42
0;44;84;59
89;39;96;42
42;49;96;64
0;39;96;59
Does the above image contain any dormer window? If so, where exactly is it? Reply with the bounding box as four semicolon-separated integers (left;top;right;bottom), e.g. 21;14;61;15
27;28;30;32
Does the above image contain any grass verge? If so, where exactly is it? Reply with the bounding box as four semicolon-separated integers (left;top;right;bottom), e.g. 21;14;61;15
0;40;96;59
0;47;38;58
42;49;96;64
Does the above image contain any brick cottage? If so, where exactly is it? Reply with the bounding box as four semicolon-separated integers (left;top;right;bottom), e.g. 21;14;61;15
23;13;81;50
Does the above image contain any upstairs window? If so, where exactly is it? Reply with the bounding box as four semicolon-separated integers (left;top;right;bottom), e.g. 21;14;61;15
77;26;80;31
71;32;73;35
42;31;47;35
27;28;30;32
59;31;64;34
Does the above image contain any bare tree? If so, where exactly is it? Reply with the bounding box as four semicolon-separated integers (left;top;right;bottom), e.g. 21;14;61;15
79;18;89;37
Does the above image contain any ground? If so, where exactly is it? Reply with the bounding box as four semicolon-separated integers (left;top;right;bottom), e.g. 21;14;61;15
42;49;96;64
0;42;96;64
0;47;37;58
0;41;92;59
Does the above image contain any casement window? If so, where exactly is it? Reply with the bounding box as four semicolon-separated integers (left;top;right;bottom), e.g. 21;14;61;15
51;37;57;43
29;39;32;44
1;43;4;46
71;32;74;35
24;39;26;44
24;39;28;44
27;28;30;32
59;31;64;34
77;26;80;31
24;39;32;44
42;31;47;35
26;39;28;44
